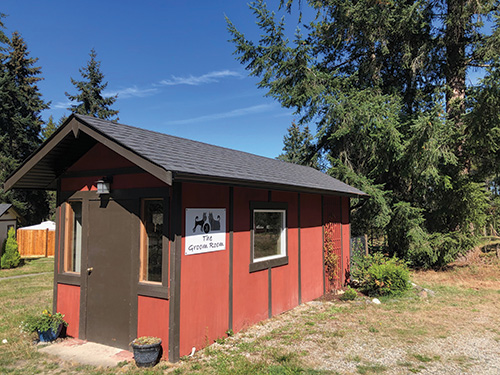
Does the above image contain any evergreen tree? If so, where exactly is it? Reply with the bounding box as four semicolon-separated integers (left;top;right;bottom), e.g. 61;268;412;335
41;115;58;141
40;115;60;221
0;25;50;224
278;122;320;169
65;48;119;120
0;13;8;59
1;227;20;269
228;0;500;268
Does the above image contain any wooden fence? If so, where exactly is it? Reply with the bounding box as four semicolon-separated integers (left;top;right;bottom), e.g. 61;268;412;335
17;229;55;257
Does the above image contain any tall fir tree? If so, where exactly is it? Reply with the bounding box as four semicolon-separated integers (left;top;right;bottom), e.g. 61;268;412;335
228;0;500;268
278;122;320;169
0;22;50;224
65;48;119;120
41;115;58;141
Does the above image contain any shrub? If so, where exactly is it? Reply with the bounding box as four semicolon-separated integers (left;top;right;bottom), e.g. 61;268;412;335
1;227;20;269
350;252;386;282
339;286;357;301
387;201;479;269
408;231;476;269
351;253;411;297
363;257;411;296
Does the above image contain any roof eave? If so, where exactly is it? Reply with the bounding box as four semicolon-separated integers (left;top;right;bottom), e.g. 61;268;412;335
4;115;173;191
172;171;368;198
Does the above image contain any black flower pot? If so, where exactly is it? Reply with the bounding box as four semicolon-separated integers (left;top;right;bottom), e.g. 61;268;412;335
131;340;162;368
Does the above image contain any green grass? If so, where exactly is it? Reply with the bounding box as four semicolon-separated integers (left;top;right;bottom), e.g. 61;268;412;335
412;354;440;363
0;257;499;374
0;257;53;278
356;363;387;374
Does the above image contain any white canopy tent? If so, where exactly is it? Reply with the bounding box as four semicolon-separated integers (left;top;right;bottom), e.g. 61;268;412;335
18;221;55;231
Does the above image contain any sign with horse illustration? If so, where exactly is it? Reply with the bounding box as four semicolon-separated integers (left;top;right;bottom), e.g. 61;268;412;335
185;208;226;255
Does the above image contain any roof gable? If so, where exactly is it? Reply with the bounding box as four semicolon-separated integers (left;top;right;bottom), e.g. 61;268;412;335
0;204;21;220
5;114;366;197
0;204;12;218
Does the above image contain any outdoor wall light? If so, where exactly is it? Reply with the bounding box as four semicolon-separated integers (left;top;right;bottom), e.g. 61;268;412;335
96;177;112;195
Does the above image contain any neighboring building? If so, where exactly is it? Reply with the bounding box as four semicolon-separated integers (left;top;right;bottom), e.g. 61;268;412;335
0;204;21;249
5;114;365;362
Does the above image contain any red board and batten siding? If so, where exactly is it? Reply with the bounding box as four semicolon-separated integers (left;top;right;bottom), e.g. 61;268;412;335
300;193;324;302
342;197;351;284
322;195;350;288
53;142;352;359
137;296;169;352
55;201;82;338
68;143;136;170
232;187;269;333
56;284;80;338
177;184;350;357
270;191;299;316
323;195;342;289
60;143;166;192
179;183;230;356
57;143;171;349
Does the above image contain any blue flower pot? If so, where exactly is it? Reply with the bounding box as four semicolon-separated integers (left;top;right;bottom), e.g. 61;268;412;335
38;324;62;342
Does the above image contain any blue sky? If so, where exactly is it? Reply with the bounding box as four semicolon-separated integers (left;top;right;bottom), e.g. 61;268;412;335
1;1;300;158
1;2;493;159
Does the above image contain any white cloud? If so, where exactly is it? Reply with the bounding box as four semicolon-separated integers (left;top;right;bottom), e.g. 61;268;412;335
104;86;159;99
52;101;72;109
159;70;242;86
165;104;276;125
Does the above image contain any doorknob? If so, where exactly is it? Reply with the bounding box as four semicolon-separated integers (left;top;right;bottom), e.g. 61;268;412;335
87;267;94;274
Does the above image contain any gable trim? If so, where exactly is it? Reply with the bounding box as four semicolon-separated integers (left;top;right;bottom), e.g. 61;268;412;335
4;116;172;191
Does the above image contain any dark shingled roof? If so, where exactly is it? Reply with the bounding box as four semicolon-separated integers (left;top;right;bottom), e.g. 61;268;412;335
75;115;365;197
0;204;12;218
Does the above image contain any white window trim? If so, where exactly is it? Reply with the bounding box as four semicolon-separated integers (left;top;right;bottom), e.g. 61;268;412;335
252;208;287;263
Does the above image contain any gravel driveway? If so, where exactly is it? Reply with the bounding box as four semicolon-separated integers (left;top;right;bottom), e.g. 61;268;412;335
209;297;500;375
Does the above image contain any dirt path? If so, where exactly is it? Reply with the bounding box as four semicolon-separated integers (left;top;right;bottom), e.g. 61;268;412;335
0;272;51;281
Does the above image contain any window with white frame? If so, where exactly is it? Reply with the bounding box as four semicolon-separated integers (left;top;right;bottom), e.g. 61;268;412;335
253;209;286;261
250;202;288;272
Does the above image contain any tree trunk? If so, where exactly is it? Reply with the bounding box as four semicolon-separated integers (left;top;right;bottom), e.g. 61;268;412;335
445;0;467;122
445;0;469;172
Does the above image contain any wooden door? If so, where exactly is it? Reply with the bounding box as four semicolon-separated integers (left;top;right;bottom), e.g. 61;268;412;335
85;198;135;349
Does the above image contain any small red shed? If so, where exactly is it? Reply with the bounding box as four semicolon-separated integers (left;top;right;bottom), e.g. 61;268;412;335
5;114;365;361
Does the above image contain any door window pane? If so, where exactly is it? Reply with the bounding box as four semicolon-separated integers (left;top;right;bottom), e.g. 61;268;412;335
65;201;82;273
141;199;163;283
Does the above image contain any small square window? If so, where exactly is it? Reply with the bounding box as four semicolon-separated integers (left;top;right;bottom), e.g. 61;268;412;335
250;202;288;272
253;210;286;261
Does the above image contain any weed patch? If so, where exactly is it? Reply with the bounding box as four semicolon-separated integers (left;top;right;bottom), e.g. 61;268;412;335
412;353;440;363
356;362;387;374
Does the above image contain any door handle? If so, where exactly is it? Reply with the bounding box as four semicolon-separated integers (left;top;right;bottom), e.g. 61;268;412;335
87;267;94;274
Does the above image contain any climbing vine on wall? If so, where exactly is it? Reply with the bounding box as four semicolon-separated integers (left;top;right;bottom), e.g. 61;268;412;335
324;221;340;288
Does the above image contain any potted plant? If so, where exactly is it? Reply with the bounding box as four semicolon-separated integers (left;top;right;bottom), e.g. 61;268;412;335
130;336;162;367
21;309;68;342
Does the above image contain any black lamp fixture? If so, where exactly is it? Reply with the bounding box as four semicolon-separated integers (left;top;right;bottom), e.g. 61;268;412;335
96;176;113;195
